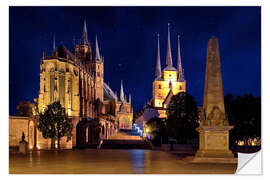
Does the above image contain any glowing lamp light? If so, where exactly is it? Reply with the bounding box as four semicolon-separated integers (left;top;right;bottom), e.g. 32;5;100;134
68;108;71;116
55;140;58;149
237;141;244;146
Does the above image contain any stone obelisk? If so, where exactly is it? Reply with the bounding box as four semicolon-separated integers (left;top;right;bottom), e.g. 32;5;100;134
193;36;236;163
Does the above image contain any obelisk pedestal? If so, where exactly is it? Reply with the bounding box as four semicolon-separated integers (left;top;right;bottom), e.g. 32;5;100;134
192;126;236;163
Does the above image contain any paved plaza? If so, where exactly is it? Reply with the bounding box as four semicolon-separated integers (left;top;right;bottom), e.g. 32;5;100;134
9;149;237;174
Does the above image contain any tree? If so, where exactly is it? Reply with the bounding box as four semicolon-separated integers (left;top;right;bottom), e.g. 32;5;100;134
37;101;73;149
16;101;34;117
224;94;261;146
145;117;167;146
166;92;199;143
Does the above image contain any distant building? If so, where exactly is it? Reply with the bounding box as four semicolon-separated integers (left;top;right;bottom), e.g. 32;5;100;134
135;24;186;135
9;21;133;150
152;24;186;119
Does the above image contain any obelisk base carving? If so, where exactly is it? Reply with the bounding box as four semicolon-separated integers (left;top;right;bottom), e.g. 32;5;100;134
191;126;237;163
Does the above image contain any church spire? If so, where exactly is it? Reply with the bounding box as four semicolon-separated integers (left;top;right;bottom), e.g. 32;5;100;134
52;35;56;56
82;20;88;45
120;80;125;102
155;33;161;78
177;35;184;82
95;35;101;60
53;35;56;51
166;23;173;67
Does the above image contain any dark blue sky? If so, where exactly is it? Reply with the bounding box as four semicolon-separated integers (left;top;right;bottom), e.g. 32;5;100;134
9;7;261;115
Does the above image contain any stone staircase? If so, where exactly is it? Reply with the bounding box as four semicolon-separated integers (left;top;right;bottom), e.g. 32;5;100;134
101;129;152;149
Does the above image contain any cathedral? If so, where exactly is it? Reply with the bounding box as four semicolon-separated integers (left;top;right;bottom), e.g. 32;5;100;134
151;24;186;119
9;21;133;150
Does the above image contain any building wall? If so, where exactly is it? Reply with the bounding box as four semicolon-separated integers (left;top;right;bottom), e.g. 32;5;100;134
152;69;186;119
153;70;186;108
118;113;133;129
117;102;133;129
9;116;31;147
38;59;80;117
9;116;77;150
90;61;104;102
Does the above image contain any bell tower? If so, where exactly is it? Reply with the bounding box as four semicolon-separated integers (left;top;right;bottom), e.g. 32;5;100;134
152;24;186;118
91;36;104;102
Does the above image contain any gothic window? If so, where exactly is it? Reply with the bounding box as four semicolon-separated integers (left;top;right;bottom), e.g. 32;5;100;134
70;75;73;109
180;85;182;90
102;125;105;135
86;127;88;143
158;84;162;89
50;68;55;103
97;72;100;77
59;69;65;106
84;79;87;99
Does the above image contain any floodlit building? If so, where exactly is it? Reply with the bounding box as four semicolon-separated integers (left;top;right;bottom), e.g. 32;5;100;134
152;24;186;118
9;21;133;150
135;24;186;135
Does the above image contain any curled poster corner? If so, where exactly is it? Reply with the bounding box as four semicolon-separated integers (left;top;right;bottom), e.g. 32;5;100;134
236;151;262;174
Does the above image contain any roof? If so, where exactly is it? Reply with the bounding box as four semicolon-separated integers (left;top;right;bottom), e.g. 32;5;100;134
163;65;177;71
57;44;75;60
103;82;118;101
162;89;174;106
154;76;164;81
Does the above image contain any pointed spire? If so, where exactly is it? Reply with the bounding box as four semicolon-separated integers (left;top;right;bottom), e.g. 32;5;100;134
51;36;56;56
53;35;56;51
120;80;125;102
95;35;101;60
83;20;87;33
129;93;131;104
82;20;88;45
155;33;162;78
115;91;118;101
166;23;173;67
177;35;184;82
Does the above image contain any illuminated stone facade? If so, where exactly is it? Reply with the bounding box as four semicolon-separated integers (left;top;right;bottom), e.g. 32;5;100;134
116;81;133;129
151;25;186;119
9;21;133;150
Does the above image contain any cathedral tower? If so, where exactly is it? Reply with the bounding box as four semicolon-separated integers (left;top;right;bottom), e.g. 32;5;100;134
152;24;186;119
90;35;104;102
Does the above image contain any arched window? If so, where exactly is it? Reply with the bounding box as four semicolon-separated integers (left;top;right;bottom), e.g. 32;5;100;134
86;127;88;143
50;68;55;103
59;69;65;106
102;125;105;135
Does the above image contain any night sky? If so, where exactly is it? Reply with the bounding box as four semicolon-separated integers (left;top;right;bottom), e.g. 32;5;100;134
9;7;261;115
